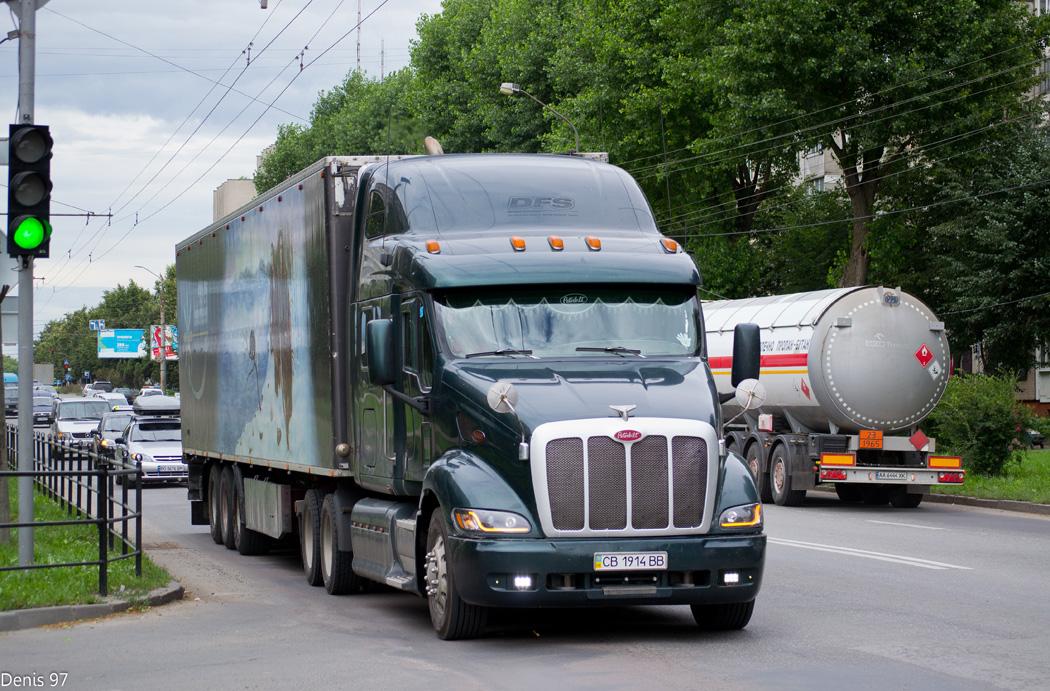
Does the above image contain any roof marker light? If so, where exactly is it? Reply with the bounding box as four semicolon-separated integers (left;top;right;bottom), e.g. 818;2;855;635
548;235;564;251
510;236;526;251
586;236;601;251
661;238;679;253
426;239;441;254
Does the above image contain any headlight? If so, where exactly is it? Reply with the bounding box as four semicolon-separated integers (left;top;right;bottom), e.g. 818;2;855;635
132;453;152;465
452;508;531;534
719;503;762;530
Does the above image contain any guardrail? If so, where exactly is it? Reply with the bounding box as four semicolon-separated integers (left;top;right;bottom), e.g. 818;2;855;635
1;425;143;596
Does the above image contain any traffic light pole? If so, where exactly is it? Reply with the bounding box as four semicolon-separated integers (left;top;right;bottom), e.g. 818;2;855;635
15;0;38;567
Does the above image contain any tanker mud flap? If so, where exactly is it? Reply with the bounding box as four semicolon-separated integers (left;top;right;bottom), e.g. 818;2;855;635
349;498;419;593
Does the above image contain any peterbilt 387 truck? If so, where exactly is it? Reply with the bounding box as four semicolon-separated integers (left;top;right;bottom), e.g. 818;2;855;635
705;287;965;509
177;152;765;639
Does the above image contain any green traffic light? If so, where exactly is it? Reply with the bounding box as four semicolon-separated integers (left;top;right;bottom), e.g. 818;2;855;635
12;216;51;249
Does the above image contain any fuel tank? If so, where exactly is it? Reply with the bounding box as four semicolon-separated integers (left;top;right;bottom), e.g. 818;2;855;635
704;286;949;434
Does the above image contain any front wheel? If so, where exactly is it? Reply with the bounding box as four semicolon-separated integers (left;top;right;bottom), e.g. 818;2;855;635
770;447;806;507
691;600;755;630
424;510;487;640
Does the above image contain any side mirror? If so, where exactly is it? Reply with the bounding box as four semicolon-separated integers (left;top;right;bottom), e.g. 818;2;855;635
115;437;126;445
366;319;396;386
730;323;761;387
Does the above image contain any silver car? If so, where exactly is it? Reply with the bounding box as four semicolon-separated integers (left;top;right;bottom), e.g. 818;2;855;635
115;416;185;483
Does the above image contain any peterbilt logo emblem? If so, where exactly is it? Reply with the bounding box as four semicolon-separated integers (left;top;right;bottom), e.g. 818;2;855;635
615;430;642;441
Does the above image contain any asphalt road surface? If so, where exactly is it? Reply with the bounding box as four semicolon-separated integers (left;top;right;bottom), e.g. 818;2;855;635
1;488;1048;691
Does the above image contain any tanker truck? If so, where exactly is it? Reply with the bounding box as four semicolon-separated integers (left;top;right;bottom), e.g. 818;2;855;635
704;286;965;508
177;151;767;640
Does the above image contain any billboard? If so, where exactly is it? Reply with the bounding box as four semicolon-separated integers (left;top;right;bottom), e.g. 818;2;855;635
98;329;146;359
150;325;178;362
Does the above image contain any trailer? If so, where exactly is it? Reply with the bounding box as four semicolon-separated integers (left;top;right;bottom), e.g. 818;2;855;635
178;152;765;639
705;286;965;508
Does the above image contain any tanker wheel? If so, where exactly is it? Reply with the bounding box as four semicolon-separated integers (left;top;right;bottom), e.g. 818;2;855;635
770;447;806;507
746;444;773;504
425;510;487;640
691;600;755;631
207;463;224;544
888;485;923;508
862;485;890;506
300;489;324;586
835;483;864;504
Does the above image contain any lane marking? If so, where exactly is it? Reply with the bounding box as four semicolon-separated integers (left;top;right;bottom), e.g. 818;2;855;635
769;537;972;570
867;520;945;531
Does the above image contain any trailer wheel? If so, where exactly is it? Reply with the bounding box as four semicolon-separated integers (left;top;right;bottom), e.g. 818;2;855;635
888;486;923;508
220;465;237;549
300;489;324;586
320;493;361;595
770;447;806;507
746;444;773;504
207;464;224;544
425;510;487;640
691;600;755;630
834;483;864;504
233;471;271;556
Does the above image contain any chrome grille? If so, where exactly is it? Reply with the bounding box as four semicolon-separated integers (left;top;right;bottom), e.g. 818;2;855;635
544;432;709;534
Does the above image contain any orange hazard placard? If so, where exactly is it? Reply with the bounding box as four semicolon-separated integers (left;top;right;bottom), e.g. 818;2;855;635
859;430;883;449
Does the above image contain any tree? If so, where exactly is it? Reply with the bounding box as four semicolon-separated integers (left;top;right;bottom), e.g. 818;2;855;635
255;70;426;192
928;124;1050;373
709;0;1048;286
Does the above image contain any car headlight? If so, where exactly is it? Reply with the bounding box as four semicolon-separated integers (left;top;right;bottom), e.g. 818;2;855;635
719;503;762;530
132;453;152;465
452;508;531;534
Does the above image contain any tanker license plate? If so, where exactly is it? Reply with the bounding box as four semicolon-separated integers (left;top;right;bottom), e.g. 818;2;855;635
594;552;667;571
875;471;907;480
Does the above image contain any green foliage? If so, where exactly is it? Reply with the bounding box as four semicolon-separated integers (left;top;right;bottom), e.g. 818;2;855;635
1;355;16;375
1;482;170;610
927;373;1034;477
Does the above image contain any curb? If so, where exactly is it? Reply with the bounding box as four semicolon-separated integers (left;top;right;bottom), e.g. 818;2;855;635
0;580;184;633
810;486;1050;516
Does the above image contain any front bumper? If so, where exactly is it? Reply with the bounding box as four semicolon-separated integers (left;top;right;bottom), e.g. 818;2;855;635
448;532;765;608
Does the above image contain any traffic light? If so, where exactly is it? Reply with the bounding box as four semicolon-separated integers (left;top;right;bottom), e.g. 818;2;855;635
7;123;53;259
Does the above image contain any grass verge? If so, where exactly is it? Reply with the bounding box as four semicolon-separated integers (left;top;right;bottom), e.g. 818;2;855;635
931;448;1050;504
0;480;171;611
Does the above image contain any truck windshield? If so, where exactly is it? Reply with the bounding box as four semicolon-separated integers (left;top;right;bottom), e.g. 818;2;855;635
435;287;701;358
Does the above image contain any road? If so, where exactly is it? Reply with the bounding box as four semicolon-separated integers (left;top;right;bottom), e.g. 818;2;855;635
1;489;1048;690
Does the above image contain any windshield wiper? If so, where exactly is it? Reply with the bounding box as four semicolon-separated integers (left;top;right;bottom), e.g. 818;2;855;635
465;349;537;359
576;346;645;358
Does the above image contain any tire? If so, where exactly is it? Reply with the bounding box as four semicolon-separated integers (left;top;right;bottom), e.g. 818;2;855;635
300;489;324;587
320;493;361;595
691;600;756;631
424;510;487;640
835;483;864;504
208;464;224;544
233;470;271;556
770;447;806;507
862;485;890;506
746;443;773;504
220;465;237;549
888;486;923;508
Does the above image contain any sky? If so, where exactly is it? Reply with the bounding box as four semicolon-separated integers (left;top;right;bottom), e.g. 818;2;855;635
2;0;443;347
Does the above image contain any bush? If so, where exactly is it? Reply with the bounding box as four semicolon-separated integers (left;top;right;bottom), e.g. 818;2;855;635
927;373;1034;476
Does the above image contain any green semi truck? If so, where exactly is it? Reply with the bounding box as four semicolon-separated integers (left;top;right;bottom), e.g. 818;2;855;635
176;152;765;639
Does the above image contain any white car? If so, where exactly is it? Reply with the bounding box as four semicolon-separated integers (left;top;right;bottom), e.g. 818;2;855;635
96;392;130;409
114;396;184;483
50;397;112;457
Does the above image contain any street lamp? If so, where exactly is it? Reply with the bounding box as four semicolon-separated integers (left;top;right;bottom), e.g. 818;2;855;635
499;82;579;153
134;265;167;393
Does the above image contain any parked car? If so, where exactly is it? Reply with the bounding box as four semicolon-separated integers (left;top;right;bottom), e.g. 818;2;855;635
1027;429;1045;449
92;410;137;459
50;397;112;457
113;397;184;484
32;396;53;426
138;386;163;398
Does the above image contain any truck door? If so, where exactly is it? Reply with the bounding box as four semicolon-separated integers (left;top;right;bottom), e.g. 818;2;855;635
355;301;397;486
399;295;434;484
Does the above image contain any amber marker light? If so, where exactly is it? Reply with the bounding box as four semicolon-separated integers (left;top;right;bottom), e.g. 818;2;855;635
426;239;441;254
585;236;602;251
548;235;564;251
661;238;679;253
510;236;527;251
